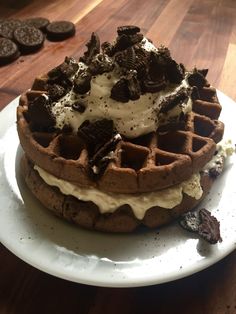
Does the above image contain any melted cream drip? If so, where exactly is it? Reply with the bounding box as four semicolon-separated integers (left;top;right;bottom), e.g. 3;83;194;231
34;140;234;220
34;166;202;220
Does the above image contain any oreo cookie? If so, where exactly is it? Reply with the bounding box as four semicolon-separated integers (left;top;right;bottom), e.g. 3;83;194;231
0;37;20;65
0;19;22;39
187;68;208;89
80;32;100;65
24;17;50;32
46;21;75;41
179;208;222;244
77;119;114;153
28;94;55;131
117;25;141;36
13;25;44;54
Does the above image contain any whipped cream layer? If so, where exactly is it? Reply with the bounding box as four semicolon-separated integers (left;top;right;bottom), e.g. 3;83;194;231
52;75;192;138
34;140;234;220
51;38;192;138
35;166;202;220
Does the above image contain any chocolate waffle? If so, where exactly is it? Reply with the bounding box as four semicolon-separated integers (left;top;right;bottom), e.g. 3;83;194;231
17;26;226;232
17;85;224;193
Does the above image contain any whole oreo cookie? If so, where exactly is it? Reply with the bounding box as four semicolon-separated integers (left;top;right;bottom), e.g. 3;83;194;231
13;25;44;54
46;21;75;41
24;17;50;32
0;38;20;65
0;19;22;39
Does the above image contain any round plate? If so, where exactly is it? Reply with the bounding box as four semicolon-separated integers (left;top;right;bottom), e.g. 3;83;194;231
0;91;236;287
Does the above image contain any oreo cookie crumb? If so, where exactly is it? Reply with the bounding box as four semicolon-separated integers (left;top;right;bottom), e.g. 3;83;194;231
80;32;100;65
47;84;67;101
159;87;189;113
77;119;114;152
117;25;140;36
88;53;114;75
179;208;222;244
72;101;86;113
28;94;55;130
73;70;91;94
111;79;130;102
89;133;122;177
198;209;222;244
187;68;208;89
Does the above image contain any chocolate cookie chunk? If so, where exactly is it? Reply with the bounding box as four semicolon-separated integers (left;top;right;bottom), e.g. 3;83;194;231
0;37;20;65
179;208;222;244
117;25;141;36
46;21;75;41
28;94;55;131
25;17;50;32
13;25;44;54
0;19;22;39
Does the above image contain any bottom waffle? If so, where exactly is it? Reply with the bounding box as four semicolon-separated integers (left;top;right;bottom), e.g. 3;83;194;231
21;154;215;233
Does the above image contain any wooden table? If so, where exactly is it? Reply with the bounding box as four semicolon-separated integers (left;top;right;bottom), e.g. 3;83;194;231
0;0;236;313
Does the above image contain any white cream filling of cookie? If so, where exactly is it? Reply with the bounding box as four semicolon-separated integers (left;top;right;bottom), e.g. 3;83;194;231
34;140;234;220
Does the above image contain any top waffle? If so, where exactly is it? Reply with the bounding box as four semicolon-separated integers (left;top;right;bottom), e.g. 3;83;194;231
17;26;224;194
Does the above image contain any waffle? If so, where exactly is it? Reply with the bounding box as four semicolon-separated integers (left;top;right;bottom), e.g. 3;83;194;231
21;154;215;232
17;83;224;193
16;26;226;232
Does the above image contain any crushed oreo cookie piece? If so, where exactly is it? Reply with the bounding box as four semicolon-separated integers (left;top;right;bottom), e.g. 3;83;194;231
47;57;79;84
115;33;143;52
166;60;185;84
115;46;136;70
179;208;222;244
159;87;189;113
110;78;130;102
89;133;122;177
117;25;140;36
148;51;166;82
198;209;222;244
88;53;114;75
80;32;100;65
47;84;67;101
179;211;201;232
28;94;55;130
101;41;115;57
72;101;86;113
209;157;224;178
187;68;208;89
126;72;141;100
142;78;167;93
77;119;114;152
73;70;91;94
190;86;200;101
198;68;208;77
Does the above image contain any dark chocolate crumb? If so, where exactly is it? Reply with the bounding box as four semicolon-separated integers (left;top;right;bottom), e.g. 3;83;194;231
80;32;100;65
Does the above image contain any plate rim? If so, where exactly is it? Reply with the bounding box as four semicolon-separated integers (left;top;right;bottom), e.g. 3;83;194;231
0;91;236;288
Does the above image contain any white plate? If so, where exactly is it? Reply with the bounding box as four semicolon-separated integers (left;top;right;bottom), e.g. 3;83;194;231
0;92;236;288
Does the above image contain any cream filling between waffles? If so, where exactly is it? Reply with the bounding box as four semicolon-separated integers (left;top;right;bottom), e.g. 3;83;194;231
34;140;234;220
51;38;192;139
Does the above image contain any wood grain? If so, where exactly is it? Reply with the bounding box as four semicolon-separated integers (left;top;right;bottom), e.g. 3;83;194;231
0;0;236;313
